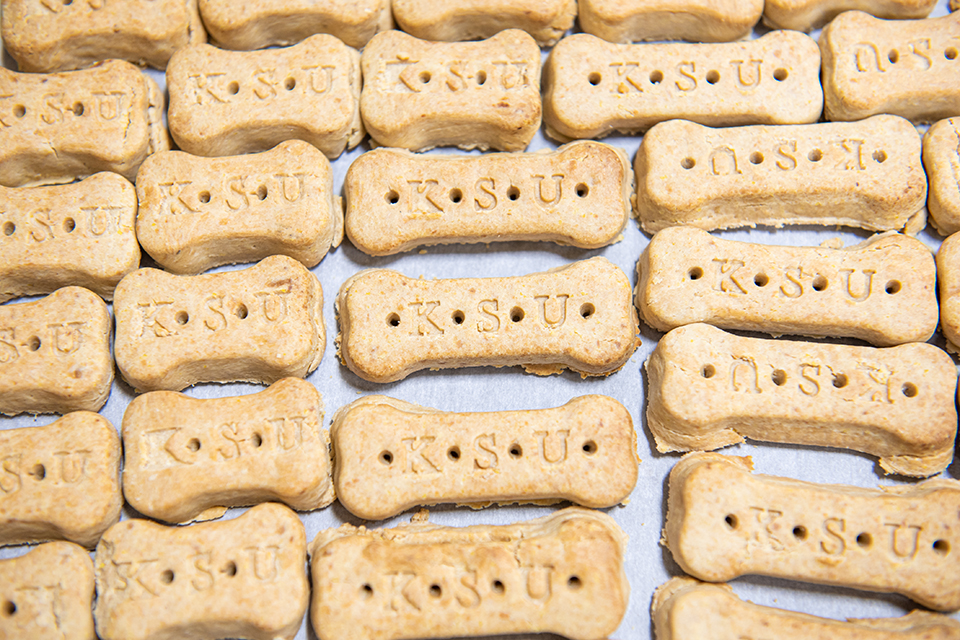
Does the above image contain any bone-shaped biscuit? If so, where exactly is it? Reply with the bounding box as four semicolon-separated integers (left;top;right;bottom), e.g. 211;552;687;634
167;34;363;158
360;29;542;152
763;0;937;32
543;31;823;142
331;395;637;520
935;232;960;354
0;173;140;302
0;542;96;640
635;116;927;235
344;141;632;255
114;255;325;391
94;502;308;640
122;378;334;524
0;60;169;187
636;228;938;346
136;140;342;274
646;323;957;476
578;0;763;44
198;0;391;50
1;0;205;72
308;507;629;640
392;0;575;47
664;452;960;611
924;118;960;236
0;287;113;415
0;412;122;548
653;577;960;640
821;11;960;123
337;257;640;383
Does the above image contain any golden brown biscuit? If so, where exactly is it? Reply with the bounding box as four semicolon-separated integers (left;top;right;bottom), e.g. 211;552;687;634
646;323;957;476
344;141;632;255
392;0;575;46
0;412;122;548
579;0;763;44
336;257;640;382
331;395;638;519
924;117;960;235
763;0;937;32
308;507;629;640
94;503;308;640
664;452;960;611
936;231;960;353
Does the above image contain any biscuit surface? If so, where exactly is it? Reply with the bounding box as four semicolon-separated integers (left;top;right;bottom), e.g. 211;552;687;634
392;0;575;46
936;232;960;353
578;0;763;44
763;0;937;31
924;117;960;235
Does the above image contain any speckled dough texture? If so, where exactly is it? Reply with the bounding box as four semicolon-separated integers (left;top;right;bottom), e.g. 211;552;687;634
136;140;342;274
935;232;960;353
578;0;763;44
392;0;575;46
0;172;140;302
0;413;122;548
0;287;113;416
645;323;957;476
166;34;363;158
331;395;638;520
653;577;960;640
344;141;633;255
636;228;939;346
542;31;823;141
360;29;542;152
308;507;629;640
199;0;391;50
336;256;641;382
763;0;937;31
820;11;960;123
635;115;927;234
94;503;308;640
924;117;960;235
1;0;206;72
0;60;169;187
0;542;96;640
121;378;334;524
113;255;325;391
664;452;960;611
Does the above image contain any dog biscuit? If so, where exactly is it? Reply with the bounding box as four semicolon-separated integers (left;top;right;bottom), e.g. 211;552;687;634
924;118;960;235
0;542;96;640
0;60;169;187
199;0;391;50
94;502;308;640
665;452;960;611
653;577;960;640
0;413;121;548
337;257;640;383
543;31;822;142
136;140;342;274
167;35;363;158
578;0;763;44
361;29;542;152
114;255;324;391
0;173;139;302
935;232;960;353
1;0;205;72
636;227;938;346
345;141;632;255
636;116;927;234
646;323;957;476
0;287;113;415
309;507;629;640
763;0;937;32
122;378;334;524
392;0;575;47
821;11;960;123
331;395;638;520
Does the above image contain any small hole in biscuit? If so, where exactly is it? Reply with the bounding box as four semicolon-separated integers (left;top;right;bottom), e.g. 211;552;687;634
175;311;189;325
492;580;505;594
947;47;958;61
688;266;703;280
771;369;786;386
72;369;83;379
227;81;239;94
161;570;174;584
419;71;431;84
380;451;393;465
509;444;522;458
63;218;76;232
2;222;14;236
833;373;848;389
857;533;872;548
754;273;769;287
285;77;296;90
588;72;601;86
650;70;663;84
567;576;582;590
386;190;399;205
257;185;268;200
808;149;822;162
223;561;237;576
452;310;465;325
681;157;695;170
724;514;738;529
13;105;25;118
933;539;950;555
576;183;589;197
28;336;41;351
580;303;595;319
507;186;520;201
792;525;807;540
73;102;84;116
199;191;211;203
873;150;887;163
749;152;764;165
235;303;248;319
476;70;487;85
63;0;71;5
449;188;463;203
510;307;524;322
885;280;901;294
187;438;200;452
252;433;262;447
902;382;918;398
773;68;788;81
429;584;442;598
582;440;597;455
701;364;716;379
888;49;899;64
2;600;15;616
361;584;374;598
706;70;720;84
447;446;461;461
32;464;45;480
387;313;400;327
812;275;828;291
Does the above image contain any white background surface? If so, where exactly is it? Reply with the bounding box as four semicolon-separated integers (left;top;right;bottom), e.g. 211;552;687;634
2;3;960;638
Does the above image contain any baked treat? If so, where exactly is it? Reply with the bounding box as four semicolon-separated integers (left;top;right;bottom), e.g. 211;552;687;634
763;0;937;31
923;117;960;235
391;0;575;46
331;394;638;519
935;231;960;352
579;0;763;44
